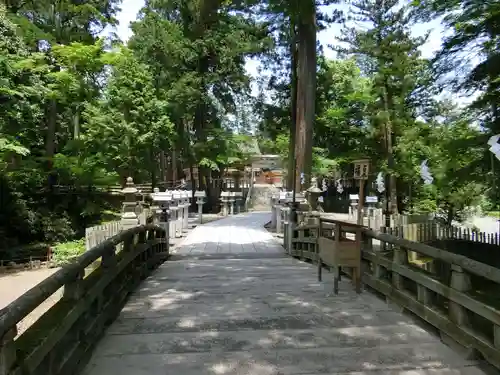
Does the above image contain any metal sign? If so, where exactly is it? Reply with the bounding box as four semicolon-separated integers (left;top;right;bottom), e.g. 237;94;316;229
365;196;378;203
349;194;359;200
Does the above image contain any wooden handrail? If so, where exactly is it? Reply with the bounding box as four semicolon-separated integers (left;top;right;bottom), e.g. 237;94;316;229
285;216;500;369
0;224;168;375
360;227;500;283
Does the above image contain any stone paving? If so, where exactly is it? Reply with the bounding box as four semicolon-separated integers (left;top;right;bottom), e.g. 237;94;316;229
83;212;492;375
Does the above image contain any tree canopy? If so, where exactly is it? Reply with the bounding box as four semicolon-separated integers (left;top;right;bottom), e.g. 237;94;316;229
1;0;499;252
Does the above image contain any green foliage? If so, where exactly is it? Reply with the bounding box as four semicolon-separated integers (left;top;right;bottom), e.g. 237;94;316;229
1;0;270;250
52;239;85;265
2;0;500;261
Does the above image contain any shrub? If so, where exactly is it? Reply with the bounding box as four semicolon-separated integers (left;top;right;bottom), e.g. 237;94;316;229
52;239;85;265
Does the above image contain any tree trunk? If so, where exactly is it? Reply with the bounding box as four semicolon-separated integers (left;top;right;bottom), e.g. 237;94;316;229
150;149;156;188
172;149;178;184
382;86;398;215
446;206;454;226
287;19;298;190
160;150;166;185
73;111;80;139
294;1;316;190
45;99;57;169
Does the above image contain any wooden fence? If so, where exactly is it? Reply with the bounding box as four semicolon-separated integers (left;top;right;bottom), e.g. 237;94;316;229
84;206;152;251
386;222;500;245
286;217;500;369
0;244;53;272
84;221;121;251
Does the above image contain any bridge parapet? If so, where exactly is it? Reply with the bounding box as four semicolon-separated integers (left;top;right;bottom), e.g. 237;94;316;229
0;225;168;375
286;216;500;370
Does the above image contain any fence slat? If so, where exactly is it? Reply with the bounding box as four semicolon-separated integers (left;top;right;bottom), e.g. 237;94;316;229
85;221;122;251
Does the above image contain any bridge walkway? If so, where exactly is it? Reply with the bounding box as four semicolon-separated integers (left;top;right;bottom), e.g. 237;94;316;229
83;212;489;375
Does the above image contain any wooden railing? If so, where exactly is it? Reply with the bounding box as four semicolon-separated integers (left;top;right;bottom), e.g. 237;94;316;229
0;225;168;375
286;217;500;369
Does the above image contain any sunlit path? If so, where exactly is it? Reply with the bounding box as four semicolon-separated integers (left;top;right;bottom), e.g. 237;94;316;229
83;213;489;375
174;212;284;257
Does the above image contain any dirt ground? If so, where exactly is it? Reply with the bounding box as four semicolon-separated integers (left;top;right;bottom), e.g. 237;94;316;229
0;268;62;336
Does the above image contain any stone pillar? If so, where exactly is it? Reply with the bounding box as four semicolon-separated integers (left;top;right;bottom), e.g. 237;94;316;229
179;191;186;231
172;191;182;237
229;192;235;215
121;177;140;230
287;206;295;253
183;191;190;229
276;204;283;234
166;191;177;240
271;193;278;229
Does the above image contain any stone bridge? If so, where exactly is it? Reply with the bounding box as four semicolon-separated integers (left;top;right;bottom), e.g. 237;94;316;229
0;212;498;375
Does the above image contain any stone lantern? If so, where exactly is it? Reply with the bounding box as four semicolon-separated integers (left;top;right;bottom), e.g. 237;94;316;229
121;177;139;230
181;190;189;230
150;187;161;224
353;158;370;225
229;191;236;215
152;190;171;239
234;191;243;214
194;190;206;224
172;190;183;237
306;176;322;212
220;191;230;216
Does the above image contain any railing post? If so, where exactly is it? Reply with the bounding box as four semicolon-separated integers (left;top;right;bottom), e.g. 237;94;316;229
0;328;17;375
283;207;289;252
392;244;407;290
417;283;432;307
361;230;373;252
373;234;384;280
317;219;322;281
495;325;500;351
101;245;117;268
64;269;85;301
449;265;471;326
359;230;370;282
